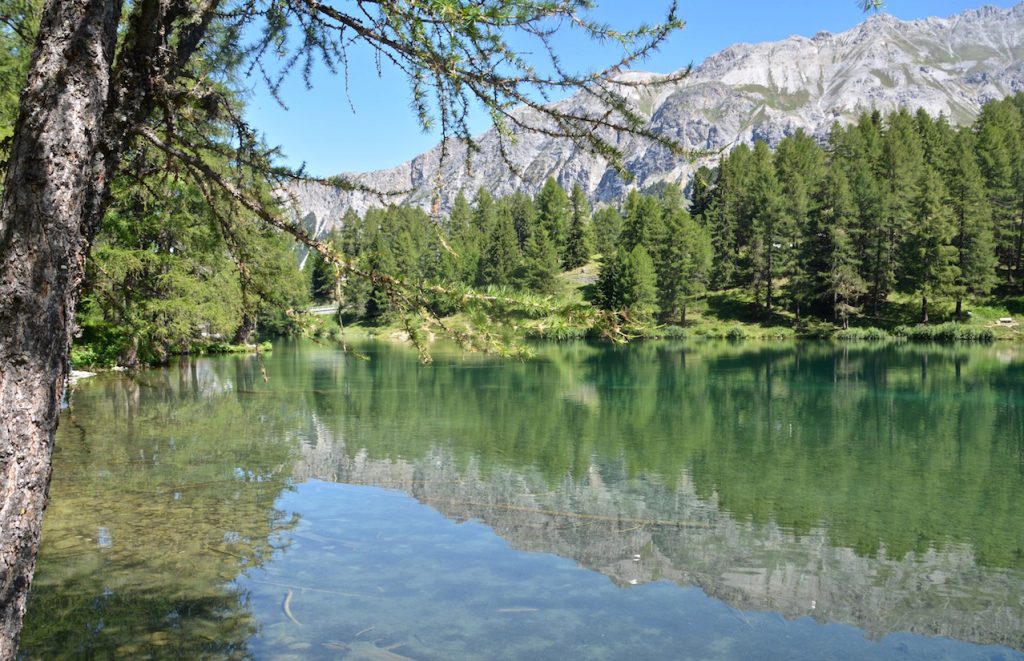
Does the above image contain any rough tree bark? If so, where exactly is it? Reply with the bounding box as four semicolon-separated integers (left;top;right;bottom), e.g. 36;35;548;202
0;0;213;654
0;2;122;656
0;0;687;653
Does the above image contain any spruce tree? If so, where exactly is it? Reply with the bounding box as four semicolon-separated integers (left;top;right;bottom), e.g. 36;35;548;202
595;245;657;318
748;141;788;312
504;191;538;251
830;115;887;315
628;245;659;319
655;209;713;324
975;98;1024;281
447;192;479;285
819;167;865;328
364;231;398;322
620;190;663;253
535;177;571;257
478;206;520;287
309;231;340;303
689;166;717;220
514;228;561;294
591;206;623;257
880;109;926;309
708;144;755;289
564;184;593;269
775;131;826;321
949;129;997;317
901;167;960;323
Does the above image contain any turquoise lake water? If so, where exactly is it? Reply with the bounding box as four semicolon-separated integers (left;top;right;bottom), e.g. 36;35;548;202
19;340;1024;659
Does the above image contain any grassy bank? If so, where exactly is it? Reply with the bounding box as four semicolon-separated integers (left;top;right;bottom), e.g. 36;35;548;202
308;268;1022;349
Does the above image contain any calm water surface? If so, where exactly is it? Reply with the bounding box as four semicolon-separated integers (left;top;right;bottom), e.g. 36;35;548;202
19;340;1024;659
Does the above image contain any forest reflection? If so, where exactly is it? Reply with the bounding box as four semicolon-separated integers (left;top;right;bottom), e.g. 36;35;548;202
21;340;1024;655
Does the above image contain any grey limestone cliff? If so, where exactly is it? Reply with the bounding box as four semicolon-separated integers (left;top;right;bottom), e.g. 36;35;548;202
286;3;1024;236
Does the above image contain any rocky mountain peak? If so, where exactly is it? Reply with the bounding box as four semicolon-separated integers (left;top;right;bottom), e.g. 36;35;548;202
286;2;1024;236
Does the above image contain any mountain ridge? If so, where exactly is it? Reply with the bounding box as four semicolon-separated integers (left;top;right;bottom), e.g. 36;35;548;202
286;3;1024;237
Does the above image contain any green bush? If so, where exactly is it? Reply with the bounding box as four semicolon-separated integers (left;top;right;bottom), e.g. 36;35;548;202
835;327;892;342
725;326;749;341
893;323;994;343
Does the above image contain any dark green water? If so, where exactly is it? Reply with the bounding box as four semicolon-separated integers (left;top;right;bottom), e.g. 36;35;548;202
19;340;1024;659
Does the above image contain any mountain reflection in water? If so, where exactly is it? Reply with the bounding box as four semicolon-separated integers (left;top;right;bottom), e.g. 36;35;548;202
21;340;1024;659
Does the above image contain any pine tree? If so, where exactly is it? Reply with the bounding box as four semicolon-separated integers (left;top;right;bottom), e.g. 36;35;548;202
535;177;570;257
564;184;593;269
949;129;997;317
748;141;789;312
915;108;956;176
708;144;755;289
975;98;1024;281
620;190;663;253
655;209;713;324
595;245;657;318
309;230;340;303
775;130;826;321
880;109;926;310
447;192;479;285
364;230;398;322
503;191;538;251
514;228;561;293
478;205;520;287
628;245;659;319
591;206;623;257
690;166;717;220
819;166;865;328
831;115;887;315
900;167;960;323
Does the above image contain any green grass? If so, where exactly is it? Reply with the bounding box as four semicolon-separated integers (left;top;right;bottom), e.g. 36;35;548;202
302;275;1024;349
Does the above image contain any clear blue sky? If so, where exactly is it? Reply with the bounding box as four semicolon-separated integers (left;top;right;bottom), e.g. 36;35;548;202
242;1;1018;176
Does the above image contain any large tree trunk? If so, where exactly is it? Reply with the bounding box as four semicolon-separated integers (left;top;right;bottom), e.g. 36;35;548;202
0;1;122;655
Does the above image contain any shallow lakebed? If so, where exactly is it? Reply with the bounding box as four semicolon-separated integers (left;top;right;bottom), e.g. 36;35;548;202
19;340;1024;659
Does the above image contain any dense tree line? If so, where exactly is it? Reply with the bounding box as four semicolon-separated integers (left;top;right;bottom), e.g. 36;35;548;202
310;177;714;327
310;179;592;318
319;97;1024;332
698;96;1024;326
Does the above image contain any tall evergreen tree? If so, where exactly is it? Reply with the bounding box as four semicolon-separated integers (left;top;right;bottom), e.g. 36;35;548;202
514;228;561;294
503;191;538;251
689;165;717;220
830;116;886;315
879;108;926;309
478;205;520;287
591;206;623;257
535;177;571;257
309;229;342;303
748;141;789;312
620;190;663;253
364;230;398;322
900;167;960;323
707;144;755;289
655;208;713;324
975;98;1024;281
447;192;480;285
775;130;826;321
595;245;657;318
949;129;997;317
818;166;865;328
564;184;593;269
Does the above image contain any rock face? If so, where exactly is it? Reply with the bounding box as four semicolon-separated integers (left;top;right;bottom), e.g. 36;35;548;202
287;3;1024;234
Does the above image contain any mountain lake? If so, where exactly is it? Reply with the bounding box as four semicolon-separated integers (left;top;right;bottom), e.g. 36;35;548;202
18;339;1024;660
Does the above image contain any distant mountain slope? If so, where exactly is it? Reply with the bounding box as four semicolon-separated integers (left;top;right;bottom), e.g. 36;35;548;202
287;3;1024;235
